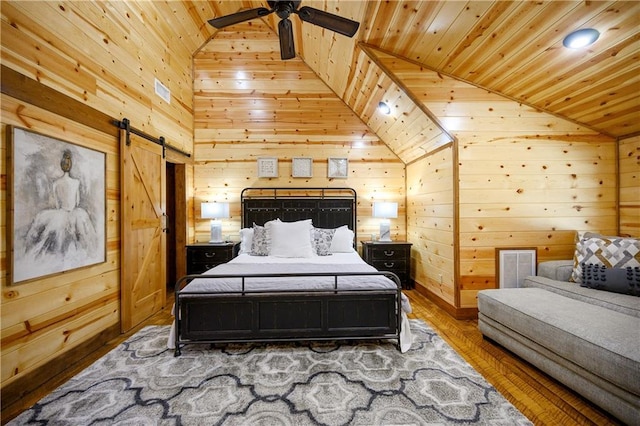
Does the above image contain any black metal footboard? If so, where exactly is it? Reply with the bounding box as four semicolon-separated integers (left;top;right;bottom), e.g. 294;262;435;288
173;271;402;356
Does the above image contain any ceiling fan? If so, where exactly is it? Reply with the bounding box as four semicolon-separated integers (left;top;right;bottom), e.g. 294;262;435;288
208;1;360;60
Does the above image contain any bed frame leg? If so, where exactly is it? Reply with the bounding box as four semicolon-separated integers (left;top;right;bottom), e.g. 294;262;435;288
174;347;181;357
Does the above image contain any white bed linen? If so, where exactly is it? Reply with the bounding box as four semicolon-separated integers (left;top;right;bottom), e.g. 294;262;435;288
231;251;364;264
169;252;414;352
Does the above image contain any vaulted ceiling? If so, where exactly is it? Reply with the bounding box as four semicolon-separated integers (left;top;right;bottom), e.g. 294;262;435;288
166;1;640;142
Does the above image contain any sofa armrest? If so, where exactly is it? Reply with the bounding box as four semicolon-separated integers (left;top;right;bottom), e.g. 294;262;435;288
537;260;574;281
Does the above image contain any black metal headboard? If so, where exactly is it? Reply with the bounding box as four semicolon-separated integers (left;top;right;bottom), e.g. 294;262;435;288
241;187;357;240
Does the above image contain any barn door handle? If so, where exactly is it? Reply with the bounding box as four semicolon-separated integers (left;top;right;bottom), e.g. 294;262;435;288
162;213;169;233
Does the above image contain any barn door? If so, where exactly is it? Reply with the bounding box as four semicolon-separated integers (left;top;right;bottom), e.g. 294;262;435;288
120;130;166;332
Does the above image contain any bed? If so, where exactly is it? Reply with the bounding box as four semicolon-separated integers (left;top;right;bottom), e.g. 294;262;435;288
171;188;412;356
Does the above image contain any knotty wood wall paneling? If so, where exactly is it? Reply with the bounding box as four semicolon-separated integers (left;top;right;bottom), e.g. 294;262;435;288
0;1;201;151
374;50;617;312
457;137;617;308
351;0;640;139
619;135;640;238
192;21;405;244
1;95;120;389
0;0;202;398
406;146;455;306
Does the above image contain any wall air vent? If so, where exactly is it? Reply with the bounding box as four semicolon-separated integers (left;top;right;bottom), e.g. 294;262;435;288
496;248;537;288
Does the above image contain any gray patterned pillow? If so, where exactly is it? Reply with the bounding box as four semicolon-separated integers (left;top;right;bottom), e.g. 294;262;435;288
571;236;640;283
313;228;336;256
250;224;269;256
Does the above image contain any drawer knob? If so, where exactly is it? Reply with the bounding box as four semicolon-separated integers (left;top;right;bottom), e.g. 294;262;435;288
204;252;217;258
384;262;395;268
384;250;395;256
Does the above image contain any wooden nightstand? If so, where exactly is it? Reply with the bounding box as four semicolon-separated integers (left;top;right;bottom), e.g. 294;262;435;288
361;241;413;289
186;242;240;274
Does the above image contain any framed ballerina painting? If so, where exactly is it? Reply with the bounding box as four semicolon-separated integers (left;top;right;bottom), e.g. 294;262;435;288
8;126;106;284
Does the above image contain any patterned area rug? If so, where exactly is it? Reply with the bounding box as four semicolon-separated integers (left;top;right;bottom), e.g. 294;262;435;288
10;320;531;425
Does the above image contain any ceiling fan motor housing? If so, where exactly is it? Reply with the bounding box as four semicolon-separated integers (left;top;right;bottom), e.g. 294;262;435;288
268;1;301;19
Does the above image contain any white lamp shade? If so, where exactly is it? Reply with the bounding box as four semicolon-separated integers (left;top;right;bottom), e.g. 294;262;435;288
201;202;229;219
372;202;398;219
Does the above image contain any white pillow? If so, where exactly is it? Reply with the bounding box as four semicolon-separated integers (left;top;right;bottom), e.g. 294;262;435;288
239;228;254;254
267;219;315;258
330;225;355;253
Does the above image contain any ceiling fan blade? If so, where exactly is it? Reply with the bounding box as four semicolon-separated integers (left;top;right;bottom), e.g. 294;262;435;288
278;18;296;60
208;7;272;29
296;6;359;37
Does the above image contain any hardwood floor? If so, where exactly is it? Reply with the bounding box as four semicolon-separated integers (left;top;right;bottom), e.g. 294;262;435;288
2;289;623;425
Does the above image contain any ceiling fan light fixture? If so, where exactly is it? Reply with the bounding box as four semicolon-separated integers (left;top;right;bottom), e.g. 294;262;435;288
378;101;391;115
563;28;599;49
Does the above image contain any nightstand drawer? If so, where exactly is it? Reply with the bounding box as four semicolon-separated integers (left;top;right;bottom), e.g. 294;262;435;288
186;243;240;275
187;247;234;263
371;259;406;271
370;247;407;261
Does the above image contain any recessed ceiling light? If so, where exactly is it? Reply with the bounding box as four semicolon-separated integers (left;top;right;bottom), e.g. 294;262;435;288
563;28;600;49
378;101;391;115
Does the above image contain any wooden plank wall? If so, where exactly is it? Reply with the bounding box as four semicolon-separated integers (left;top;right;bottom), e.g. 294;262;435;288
386;55;619;314
192;21;406;244
619;135;640;238
0;96;120;389
457;136;617;308
0;1;197;400
406;146;455;306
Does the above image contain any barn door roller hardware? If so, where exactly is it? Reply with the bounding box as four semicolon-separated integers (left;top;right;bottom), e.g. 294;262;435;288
113;118;191;159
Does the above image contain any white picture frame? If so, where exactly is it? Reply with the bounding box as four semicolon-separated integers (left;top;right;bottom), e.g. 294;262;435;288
328;157;348;178
257;157;278;178
292;157;313;178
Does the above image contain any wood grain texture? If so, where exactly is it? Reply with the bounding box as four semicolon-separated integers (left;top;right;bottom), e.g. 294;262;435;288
407;146;456;306
383;51;618;309
1;0;637;407
205;1;639;139
0;1;199;150
1;95;120;389
192;20;406;244
619;135;640;238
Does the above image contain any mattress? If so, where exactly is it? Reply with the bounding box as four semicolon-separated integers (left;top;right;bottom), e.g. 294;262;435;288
180;252;411;313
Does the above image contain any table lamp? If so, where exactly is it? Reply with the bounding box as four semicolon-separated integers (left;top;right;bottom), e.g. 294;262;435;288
373;202;398;242
201;202;229;243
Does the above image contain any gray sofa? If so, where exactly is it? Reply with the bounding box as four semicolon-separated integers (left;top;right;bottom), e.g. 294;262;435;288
478;260;640;425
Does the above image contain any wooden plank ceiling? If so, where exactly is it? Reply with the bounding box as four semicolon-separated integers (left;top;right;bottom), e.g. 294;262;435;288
174;1;639;147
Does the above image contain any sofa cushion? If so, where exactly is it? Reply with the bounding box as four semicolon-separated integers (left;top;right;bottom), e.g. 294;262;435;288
537;260;574;281
582;263;640;296
478;288;640;397
570;236;640;283
523;275;640;318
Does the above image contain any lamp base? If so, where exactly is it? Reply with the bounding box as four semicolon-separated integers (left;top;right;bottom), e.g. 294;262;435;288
379;221;392;242
209;220;223;243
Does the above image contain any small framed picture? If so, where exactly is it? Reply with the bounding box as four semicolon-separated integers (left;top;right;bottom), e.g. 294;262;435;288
257;157;278;178
328;157;348;178
292;157;313;178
